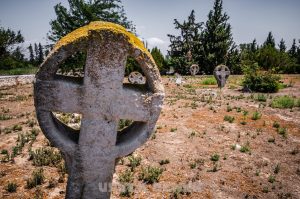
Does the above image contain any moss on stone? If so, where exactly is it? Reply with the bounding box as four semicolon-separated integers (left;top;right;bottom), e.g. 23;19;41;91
54;21;150;58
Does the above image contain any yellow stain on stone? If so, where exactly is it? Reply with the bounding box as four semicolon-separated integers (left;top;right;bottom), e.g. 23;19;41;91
54;21;151;59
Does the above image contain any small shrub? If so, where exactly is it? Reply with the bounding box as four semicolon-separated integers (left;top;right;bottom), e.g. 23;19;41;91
277;127;288;138
170;128;177;132
6;182;17;192
240;121;247;125
118;169;134;183
127;155;142;171
268;175;276;183
119;185;134;197
251;111;262;120
240;143;251;153
224;115;235;123
271;96;297;109
26;168;45;189
256;94;267;102
0;114;12;120
30;147;62;167
226;106;232;112
159;159;170;165
1;149;8;154
12;124;22;131
274;164;280;174
189;162;197;169
171;187;191;199
138;166;163;184
210;154;220;162
273;121;280;128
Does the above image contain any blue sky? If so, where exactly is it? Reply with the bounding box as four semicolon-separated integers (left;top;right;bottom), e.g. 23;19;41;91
0;0;300;55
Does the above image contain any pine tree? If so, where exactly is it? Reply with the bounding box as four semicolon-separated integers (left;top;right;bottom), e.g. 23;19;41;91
250;39;258;53
48;0;135;42
278;38;286;52
38;43;44;64
151;47;165;71
289;39;297;58
202;0;234;74
34;43;38;61
263;32;275;48
167;10;203;74
28;44;35;64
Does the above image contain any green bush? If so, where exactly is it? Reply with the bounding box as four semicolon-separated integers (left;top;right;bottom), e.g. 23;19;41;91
224;115;235;123
201;77;217;85
26;168;44;189
30;147;62;167
6;182;17;192
271;96;298;109
138;166;163;184
242;65;280;93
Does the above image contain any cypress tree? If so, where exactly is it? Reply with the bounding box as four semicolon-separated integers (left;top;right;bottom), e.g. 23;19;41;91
278;38;286;52
38;43;44;64
263;32;275;48
202;0;234;74
28;44;34;64
289;39;297;58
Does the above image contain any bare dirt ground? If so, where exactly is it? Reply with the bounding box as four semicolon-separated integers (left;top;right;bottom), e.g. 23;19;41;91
0;75;299;199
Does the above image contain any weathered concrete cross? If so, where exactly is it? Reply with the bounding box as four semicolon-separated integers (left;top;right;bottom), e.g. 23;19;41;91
213;64;231;88
128;71;145;84
190;64;199;76
34;22;164;199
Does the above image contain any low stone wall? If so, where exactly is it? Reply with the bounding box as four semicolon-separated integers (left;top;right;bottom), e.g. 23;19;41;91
0;75;35;87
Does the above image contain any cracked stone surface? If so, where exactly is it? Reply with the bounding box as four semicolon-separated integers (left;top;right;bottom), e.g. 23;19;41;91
34;21;164;199
128;71;146;84
213;64;230;88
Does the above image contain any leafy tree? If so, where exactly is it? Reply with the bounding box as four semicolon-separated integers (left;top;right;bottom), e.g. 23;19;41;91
48;0;135;75
167;10;203;74
0;26;24;59
48;0;135;42
151;47;166;72
263;32;275;48
202;0;234;74
28;44;35;64
0;26;29;70
278;38;286;52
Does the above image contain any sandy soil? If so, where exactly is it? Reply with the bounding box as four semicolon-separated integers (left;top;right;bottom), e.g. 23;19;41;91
0;75;299;199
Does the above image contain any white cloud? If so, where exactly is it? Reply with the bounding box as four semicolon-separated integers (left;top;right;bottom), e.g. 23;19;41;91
146;37;166;46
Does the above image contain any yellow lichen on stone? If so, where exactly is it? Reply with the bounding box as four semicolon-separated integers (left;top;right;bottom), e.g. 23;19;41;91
54;21;151;59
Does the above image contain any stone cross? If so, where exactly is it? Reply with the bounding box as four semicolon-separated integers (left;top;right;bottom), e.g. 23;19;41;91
190;64;199;76
128;71;146;84
34;22;164;199
213;64;230;88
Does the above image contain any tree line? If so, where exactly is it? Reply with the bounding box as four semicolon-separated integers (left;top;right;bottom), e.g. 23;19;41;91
166;0;300;75
0;0;299;75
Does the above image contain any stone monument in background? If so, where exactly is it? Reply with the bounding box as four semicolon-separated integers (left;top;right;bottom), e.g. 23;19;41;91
34;21;164;199
213;64;230;88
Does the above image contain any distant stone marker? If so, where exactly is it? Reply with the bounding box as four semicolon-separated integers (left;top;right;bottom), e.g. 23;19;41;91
213;64;230;88
190;64;199;76
34;21;164;199
128;71;146;84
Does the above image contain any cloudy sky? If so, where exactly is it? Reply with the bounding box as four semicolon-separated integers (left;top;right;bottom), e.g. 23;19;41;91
0;0;300;55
